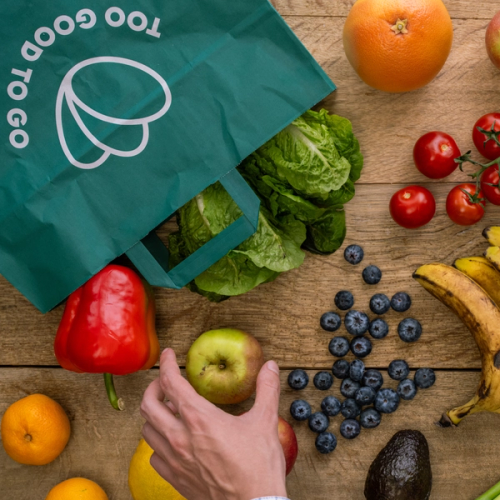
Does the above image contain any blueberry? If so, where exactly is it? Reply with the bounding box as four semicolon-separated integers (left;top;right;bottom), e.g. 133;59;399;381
321;395;341;417
398;318;422;343
290;399;311;421
360;408;382;429
369;294;390;315
340;378;361;398
287;369;309;390
328;337;350;357
340;419;361;439
363;265;382;285
369;318;389;340
398;379;418;400
341;398;361;419
315;432;337;454
350;337;372;358
375;388;400;414
344;244;364;265
355;386;376;406
391;292;412;312
309;411;330;433
349;359;365;382
362;369;384;391
313;371;334;390
335;291;354;311
345;310;370;336
414;368;436;389
388;360;410;381
332;359;350;379
320;312;341;332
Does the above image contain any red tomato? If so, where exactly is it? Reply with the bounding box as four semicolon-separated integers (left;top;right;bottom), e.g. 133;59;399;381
481;165;500;205
413;131;461;179
446;184;486;226
389;186;436;229
472;113;500;160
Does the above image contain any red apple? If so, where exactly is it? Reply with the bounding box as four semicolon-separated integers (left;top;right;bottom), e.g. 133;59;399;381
486;11;500;69
278;416;298;476
186;329;264;405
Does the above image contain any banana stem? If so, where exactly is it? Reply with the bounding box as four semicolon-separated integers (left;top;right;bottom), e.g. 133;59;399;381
476;479;500;500
104;373;125;411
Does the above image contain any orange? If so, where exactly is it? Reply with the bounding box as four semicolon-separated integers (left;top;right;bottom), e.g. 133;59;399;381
1;393;71;465
343;0;453;92
45;477;109;500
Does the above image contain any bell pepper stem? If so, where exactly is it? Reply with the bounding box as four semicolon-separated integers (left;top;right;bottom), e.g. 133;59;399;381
104;373;125;411
476;480;500;500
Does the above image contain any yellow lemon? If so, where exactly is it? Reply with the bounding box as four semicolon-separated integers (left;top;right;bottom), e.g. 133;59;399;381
129;439;187;500
45;477;108;500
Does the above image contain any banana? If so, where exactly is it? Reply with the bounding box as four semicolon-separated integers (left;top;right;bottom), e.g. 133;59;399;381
454;256;500;306
484;226;500;247
413;263;500;426
485;246;500;272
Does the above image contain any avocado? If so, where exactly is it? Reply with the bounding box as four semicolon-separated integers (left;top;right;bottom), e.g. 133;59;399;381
365;430;432;500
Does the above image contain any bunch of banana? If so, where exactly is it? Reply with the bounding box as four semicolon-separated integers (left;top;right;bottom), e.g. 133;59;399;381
484;226;500;271
413;226;500;427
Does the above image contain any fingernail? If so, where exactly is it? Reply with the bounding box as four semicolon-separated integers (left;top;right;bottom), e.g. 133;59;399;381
267;360;280;375
162;348;172;355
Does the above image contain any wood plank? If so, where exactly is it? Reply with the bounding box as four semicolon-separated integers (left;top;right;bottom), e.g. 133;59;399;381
0;368;497;500
273;0;499;20
1;184;498;369
283;17;500;185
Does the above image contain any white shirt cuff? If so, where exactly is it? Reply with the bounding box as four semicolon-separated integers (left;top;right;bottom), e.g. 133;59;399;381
252;497;290;500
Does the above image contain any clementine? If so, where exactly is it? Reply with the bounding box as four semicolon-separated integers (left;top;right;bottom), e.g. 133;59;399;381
343;0;453;92
1;393;71;465
45;477;109;500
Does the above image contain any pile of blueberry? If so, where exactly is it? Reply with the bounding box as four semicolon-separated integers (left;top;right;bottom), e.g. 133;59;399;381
288;244;436;455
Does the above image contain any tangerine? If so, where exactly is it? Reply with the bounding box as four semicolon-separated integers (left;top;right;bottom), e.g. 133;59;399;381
45;477;109;500
1;393;71;465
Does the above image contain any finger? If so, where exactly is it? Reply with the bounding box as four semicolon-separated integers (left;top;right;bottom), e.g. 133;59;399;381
165;400;178;415
159;348;212;416
142;421;176;463
150;452;177;485
250;360;281;421
140;378;184;433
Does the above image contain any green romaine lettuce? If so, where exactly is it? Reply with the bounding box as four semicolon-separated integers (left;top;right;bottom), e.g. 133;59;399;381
168;108;363;301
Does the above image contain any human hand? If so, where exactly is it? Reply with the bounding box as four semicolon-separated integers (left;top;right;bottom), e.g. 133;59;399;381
140;348;287;500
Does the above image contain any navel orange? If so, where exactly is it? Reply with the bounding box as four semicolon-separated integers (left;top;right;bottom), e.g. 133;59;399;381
343;0;453;93
45;477;109;500
1;393;71;465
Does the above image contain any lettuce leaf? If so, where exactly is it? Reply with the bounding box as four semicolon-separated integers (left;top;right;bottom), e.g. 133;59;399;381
169;108;363;301
170;181;305;297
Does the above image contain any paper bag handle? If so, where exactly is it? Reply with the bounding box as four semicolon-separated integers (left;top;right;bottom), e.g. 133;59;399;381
125;169;260;289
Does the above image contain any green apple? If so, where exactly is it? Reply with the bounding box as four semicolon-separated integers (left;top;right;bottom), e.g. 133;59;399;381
186;328;264;405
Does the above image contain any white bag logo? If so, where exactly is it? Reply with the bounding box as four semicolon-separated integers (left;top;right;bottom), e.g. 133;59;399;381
56;56;171;169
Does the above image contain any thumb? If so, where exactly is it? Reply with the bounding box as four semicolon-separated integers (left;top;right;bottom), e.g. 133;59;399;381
251;360;281;420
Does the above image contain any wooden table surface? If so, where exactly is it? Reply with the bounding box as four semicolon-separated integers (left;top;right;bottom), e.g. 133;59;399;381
2;1;500;499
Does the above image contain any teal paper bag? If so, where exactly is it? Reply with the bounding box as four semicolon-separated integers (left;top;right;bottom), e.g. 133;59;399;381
0;0;335;313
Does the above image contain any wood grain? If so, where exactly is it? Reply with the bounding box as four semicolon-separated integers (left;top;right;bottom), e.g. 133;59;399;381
284;16;500;185
0;368;497;500
1;183;498;369
272;0;499;19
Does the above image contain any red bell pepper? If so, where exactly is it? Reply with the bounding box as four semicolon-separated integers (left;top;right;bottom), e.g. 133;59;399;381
54;264;159;410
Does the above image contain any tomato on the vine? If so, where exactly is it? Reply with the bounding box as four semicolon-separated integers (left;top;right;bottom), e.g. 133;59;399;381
413;131;461;179
446;183;486;226
472;113;500;161
481;165;500;205
389;186;436;229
